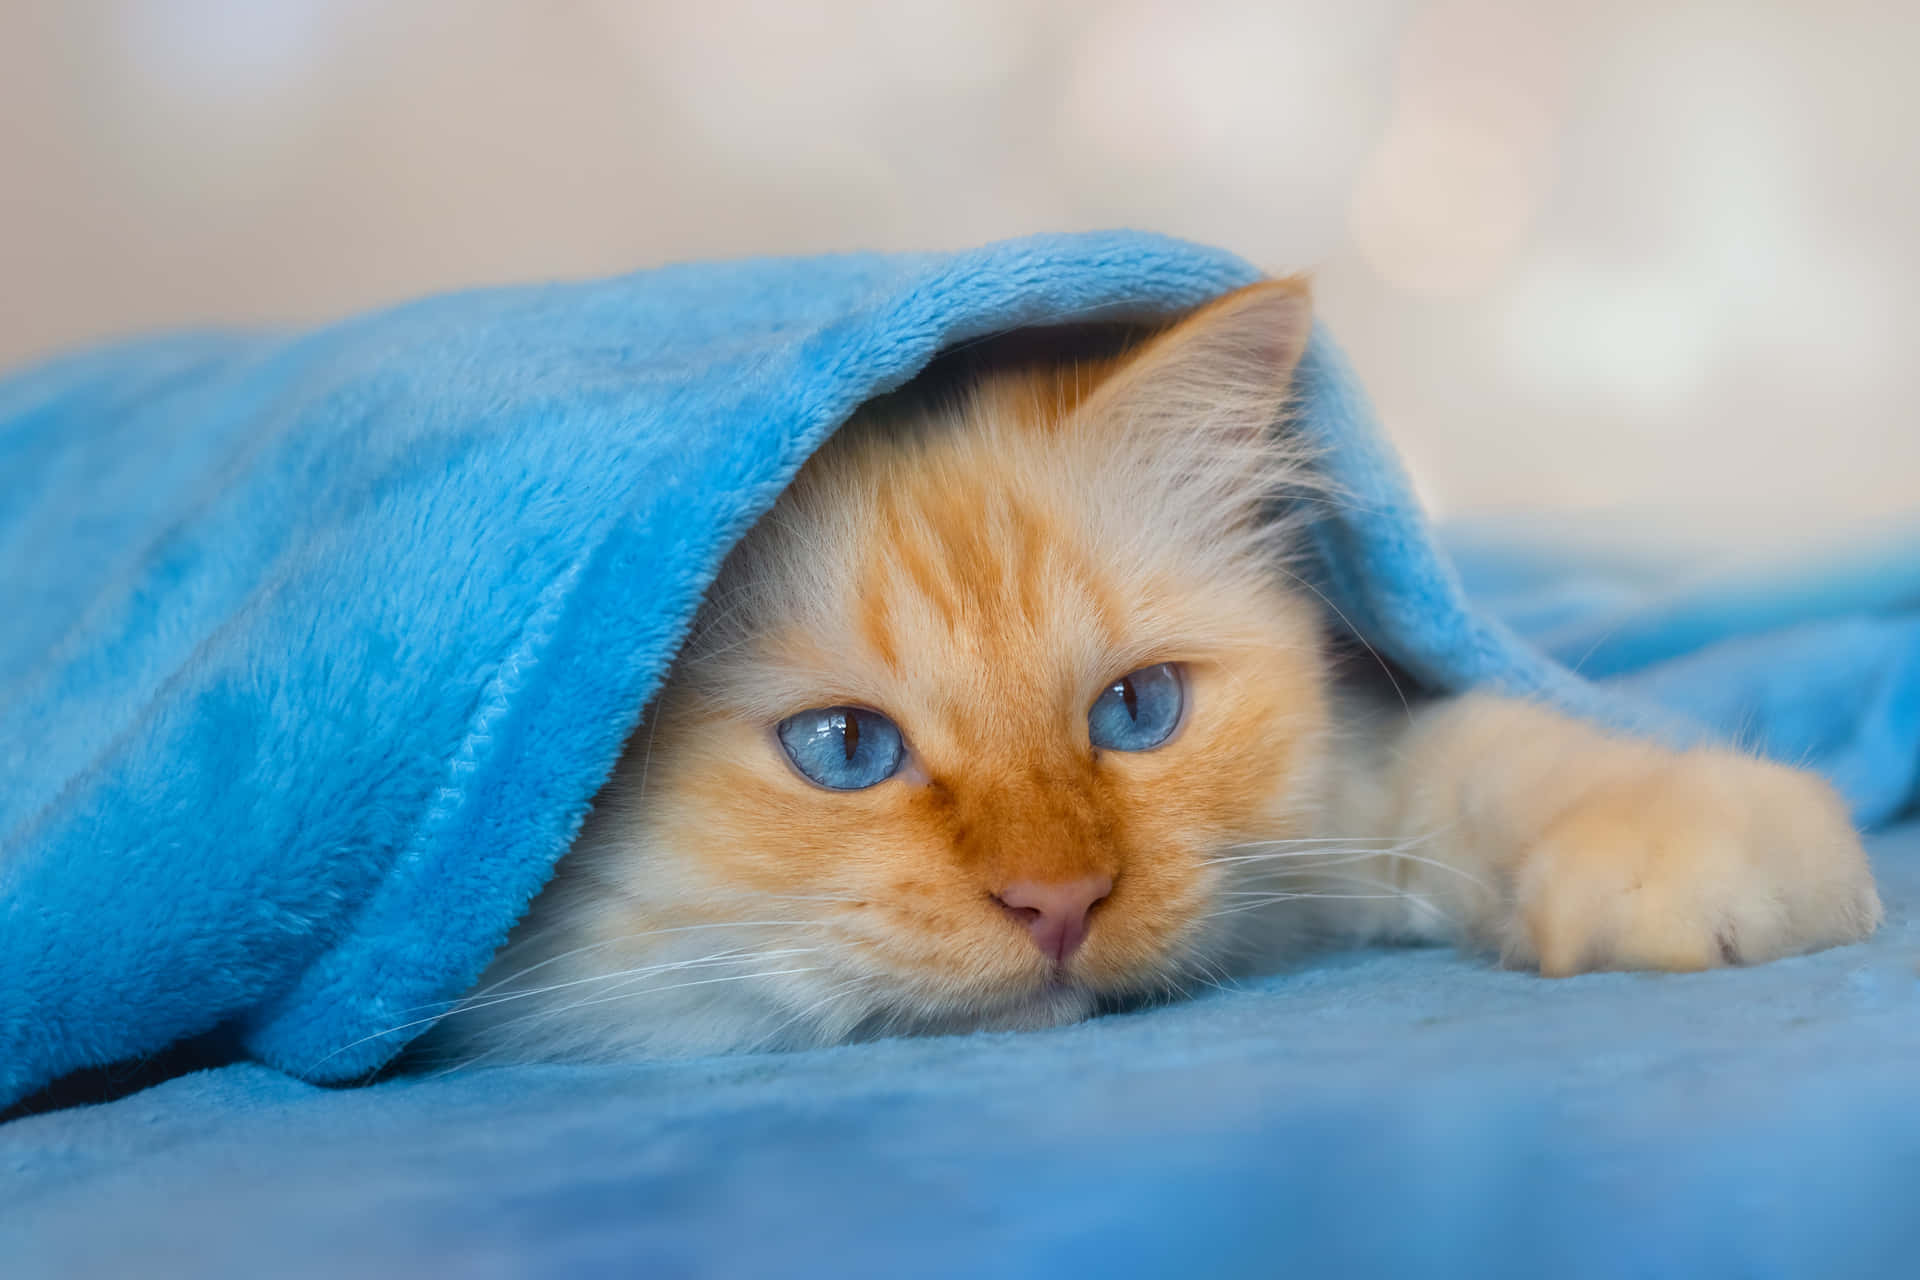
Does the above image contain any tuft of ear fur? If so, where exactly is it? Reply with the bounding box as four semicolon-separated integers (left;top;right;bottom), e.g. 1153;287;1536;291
1076;276;1313;447
1065;277;1322;576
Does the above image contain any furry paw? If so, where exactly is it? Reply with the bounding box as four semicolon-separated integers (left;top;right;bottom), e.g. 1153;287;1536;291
1499;751;1882;976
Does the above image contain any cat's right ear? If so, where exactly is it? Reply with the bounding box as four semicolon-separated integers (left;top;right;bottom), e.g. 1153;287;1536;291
1076;277;1313;447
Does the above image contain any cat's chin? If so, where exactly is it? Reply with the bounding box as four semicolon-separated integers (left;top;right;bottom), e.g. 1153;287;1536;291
983;983;1102;1032
886;979;1103;1040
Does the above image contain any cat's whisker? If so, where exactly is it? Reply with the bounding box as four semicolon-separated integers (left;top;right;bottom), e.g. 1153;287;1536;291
1234;861;1443;894
313;945;828;1072
760;973;878;1047
627;701;668;814
1219;850;1416;875
1217;834;1407;848
1235;871;1398;896
1212;886;1432;903
1269;563;1413;726
1218;831;1440;851
1170;943;1238;995
428;950;779;1036
481;966;831;1040
1199;886;1441;921
1217;826;1447;854
1198;903;1302;920
418;961;836;1078
533;949;823;1013
1211;847;1396;866
1209;833;1487;894
1228;855;1430;887
448;919;825;1006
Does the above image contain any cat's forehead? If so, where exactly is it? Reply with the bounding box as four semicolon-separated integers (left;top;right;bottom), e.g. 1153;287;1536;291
746;451;1126;708
719;434;1265;727
694;310;1317;725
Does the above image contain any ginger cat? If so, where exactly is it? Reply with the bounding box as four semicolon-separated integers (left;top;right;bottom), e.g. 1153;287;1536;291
427;280;1881;1065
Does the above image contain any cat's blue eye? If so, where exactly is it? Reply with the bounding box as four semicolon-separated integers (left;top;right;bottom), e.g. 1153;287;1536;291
777;706;906;791
1088;662;1185;752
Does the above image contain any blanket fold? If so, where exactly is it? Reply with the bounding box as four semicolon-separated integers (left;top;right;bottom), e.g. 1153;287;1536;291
2;231;1915;1109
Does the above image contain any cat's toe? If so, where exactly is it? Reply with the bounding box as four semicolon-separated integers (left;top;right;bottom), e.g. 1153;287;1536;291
1500;751;1880;976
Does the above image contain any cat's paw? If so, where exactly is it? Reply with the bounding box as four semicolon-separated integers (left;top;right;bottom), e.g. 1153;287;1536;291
1498;751;1881;976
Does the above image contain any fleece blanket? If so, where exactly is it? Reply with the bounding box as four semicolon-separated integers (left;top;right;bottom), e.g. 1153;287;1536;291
5;818;1919;1277
2;231;1917;1115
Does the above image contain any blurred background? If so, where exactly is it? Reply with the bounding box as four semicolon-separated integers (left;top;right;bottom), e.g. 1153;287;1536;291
4;0;1914;543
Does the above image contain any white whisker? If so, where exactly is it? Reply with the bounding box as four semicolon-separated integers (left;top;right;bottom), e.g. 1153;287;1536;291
517;966;828;1026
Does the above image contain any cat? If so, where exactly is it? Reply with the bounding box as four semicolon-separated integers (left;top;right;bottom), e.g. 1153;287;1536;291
422;278;1882;1066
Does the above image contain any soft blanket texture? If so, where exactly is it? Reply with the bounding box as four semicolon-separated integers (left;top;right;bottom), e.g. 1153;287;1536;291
6;818;1918;1277
2;231;1916;1116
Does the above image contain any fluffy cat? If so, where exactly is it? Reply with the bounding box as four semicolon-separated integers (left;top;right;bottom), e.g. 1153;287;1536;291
424;279;1881;1066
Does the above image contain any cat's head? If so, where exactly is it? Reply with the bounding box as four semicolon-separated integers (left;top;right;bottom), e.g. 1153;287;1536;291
477;280;1334;1059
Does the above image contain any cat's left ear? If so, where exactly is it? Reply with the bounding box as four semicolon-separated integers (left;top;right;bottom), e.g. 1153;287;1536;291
1077;276;1313;445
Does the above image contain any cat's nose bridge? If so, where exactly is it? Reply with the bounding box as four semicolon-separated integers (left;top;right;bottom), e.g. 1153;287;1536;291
959;758;1116;882
992;874;1113;966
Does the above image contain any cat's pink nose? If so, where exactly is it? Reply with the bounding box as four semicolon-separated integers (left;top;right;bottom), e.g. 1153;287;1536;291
993;875;1113;967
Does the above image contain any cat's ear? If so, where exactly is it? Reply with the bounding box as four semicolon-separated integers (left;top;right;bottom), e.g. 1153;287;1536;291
1077;277;1313;445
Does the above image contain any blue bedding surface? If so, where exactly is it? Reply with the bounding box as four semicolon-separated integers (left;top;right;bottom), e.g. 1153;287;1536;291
6;818;1917;1278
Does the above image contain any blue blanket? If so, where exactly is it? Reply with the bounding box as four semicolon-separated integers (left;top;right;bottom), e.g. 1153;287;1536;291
5;818;1918;1276
2;230;1917;1117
